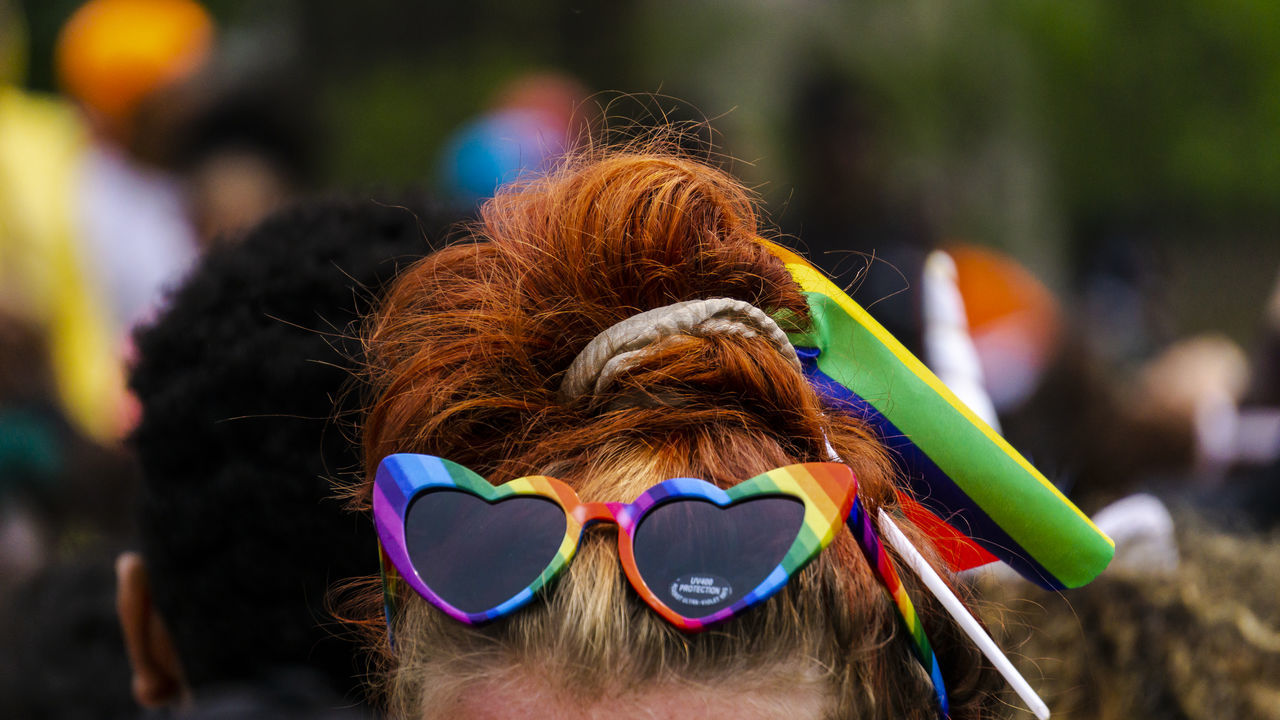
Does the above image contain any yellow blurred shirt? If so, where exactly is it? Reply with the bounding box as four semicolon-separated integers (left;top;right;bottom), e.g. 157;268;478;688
0;85;120;442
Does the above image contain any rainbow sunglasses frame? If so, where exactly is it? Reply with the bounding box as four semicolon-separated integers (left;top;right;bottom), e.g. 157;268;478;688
374;453;856;631
373;453;949;715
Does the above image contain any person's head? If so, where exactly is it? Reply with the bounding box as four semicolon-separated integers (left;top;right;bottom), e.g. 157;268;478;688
175;74;320;244
123;197;451;709
358;147;1000;718
144;63;322;245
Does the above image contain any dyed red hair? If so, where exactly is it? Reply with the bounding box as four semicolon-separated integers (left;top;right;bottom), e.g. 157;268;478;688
357;146;1001;718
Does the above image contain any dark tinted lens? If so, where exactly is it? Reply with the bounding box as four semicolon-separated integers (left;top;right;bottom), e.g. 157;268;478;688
632;496;805;618
404;489;567;615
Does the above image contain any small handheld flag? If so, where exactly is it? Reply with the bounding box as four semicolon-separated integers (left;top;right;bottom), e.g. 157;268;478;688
763;241;1113;590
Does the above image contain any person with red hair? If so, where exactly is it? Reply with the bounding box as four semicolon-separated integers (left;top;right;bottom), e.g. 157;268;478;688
353;145;1022;719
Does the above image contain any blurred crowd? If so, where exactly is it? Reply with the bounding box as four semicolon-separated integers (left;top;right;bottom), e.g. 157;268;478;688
1;1;1278;719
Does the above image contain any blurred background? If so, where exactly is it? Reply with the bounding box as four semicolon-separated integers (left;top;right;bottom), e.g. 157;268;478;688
12;0;1280;339
3;1;1280;718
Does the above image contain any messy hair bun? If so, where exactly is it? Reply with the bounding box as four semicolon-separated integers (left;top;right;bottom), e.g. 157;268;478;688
359;146;1000;719
361;151;880;489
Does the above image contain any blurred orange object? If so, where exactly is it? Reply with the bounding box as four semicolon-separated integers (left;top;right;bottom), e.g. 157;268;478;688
949;244;1063;411
55;0;213;139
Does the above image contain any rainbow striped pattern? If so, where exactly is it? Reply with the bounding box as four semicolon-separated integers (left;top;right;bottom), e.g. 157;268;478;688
374;454;859;631
611;462;858;630
762;240;1115;590
374;453;580;625
376;454;948;715
849;497;950;716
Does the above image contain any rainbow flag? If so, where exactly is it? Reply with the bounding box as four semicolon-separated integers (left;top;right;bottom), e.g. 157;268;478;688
763;241;1113;590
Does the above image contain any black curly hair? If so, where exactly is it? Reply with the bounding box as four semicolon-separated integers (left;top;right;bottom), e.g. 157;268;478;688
127;196;454;700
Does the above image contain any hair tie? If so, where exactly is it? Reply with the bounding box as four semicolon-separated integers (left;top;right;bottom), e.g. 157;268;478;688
559;298;801;403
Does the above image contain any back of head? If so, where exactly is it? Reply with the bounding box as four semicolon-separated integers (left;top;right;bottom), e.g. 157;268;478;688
129;197;448;699
360;148;999;718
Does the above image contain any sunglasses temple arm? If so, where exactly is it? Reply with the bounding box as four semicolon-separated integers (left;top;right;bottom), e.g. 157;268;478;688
876;509;1050;720
378;543;398;650
851;500;950;717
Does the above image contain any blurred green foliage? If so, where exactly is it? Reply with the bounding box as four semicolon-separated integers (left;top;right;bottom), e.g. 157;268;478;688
14;0;1280;226
1012;0;1280;218
9;0;1280;343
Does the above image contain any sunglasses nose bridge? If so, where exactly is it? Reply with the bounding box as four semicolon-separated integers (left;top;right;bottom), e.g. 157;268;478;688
572;502;619;527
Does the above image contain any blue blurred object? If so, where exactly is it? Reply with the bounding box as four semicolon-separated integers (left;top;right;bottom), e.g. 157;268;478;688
438;108;567;205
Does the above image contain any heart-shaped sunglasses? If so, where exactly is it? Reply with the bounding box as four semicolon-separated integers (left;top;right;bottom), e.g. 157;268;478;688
373;453;949;716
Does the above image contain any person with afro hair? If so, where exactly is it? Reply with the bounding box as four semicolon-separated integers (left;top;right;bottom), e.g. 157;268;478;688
119;196;454;716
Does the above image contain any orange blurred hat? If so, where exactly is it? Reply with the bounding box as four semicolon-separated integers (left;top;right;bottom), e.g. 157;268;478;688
55;0;213;133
